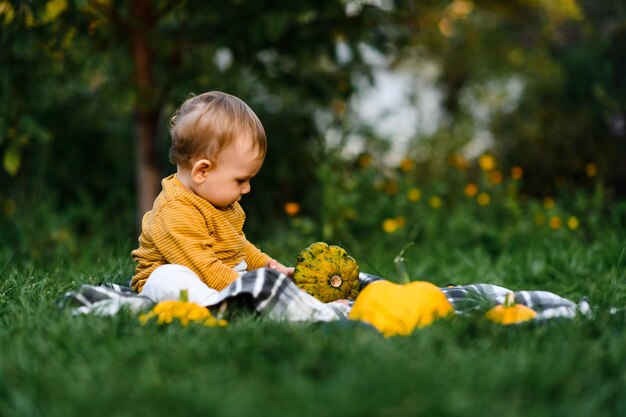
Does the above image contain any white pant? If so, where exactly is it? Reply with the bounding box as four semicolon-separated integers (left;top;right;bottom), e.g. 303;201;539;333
139;262;247;306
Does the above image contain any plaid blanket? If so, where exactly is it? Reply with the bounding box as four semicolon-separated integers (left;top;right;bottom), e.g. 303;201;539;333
58;268;589;322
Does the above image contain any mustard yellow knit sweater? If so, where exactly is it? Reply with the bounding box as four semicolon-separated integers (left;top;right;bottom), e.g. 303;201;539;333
131;174;270;292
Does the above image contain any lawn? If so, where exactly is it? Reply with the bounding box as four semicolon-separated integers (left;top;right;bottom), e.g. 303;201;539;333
1;182;626;417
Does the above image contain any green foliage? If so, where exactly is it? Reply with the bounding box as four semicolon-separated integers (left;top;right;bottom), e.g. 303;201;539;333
393;0;626;196
1;0;403;231
2;0;625;248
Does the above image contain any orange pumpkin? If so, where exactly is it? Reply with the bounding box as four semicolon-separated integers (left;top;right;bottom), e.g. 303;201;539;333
348;280;454;337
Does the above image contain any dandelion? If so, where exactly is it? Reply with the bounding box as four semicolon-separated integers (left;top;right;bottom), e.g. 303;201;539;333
511;166;523;180
549;216;562;230
543;197;555;210
567;216;580;230
399;158;415;172
477;193;490;206
382;218;399;234
585;163;597;177
428;196;442;209
489;171;503;185
284;202;300;217
479;154;496;171
450;153;470;170
407;188;422;202
464;183;478;198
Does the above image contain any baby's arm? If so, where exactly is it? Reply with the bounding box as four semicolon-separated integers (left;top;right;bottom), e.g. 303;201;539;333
264;259;295;277
241;240;294;277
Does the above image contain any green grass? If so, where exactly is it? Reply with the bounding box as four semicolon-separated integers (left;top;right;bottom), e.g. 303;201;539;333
2;193;626;417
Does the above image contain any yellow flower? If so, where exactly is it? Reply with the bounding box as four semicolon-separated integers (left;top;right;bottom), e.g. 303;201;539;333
477;193;490;206
383;216;406;231
382;218;399;234
464;183;478;198
567;216;579;230
399;158;415;172
284;202;300;216
585;163;597;177
478;154;496;171
511;166;523;180
549;216;562;230
489;171;503;185
543;197;555;209
140;300;228;327
428;196;442;209
407;188;421;202
449;153;470;170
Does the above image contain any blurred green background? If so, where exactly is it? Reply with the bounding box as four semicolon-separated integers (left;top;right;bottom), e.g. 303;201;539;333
1;0;625;264
3;5;626;416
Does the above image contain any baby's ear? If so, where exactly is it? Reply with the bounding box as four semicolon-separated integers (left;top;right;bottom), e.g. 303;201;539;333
191;159;212;183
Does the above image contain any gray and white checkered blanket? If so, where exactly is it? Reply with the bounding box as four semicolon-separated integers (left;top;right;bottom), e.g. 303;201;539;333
58;268;590;323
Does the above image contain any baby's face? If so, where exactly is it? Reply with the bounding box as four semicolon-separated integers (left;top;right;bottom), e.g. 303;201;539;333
195;137;264;209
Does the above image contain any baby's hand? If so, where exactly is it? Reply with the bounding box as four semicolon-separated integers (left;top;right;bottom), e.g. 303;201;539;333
266;259;295;277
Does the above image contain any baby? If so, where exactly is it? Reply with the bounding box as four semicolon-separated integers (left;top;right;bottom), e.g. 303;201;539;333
131;91;293;305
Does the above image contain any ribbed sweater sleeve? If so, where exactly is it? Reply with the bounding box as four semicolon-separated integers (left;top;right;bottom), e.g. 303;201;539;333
242;239;271;270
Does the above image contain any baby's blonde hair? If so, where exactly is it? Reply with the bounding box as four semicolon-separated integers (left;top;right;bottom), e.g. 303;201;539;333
169;91;267;168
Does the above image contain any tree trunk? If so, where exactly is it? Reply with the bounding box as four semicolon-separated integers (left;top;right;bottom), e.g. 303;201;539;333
130;0;161;227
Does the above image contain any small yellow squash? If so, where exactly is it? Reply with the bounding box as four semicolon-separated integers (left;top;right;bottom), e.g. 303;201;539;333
485;292;537;325
348;280;454;337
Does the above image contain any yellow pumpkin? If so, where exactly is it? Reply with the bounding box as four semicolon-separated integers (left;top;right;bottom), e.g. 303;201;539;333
485;292;537;325
293;242;360;303
348;280;454;337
